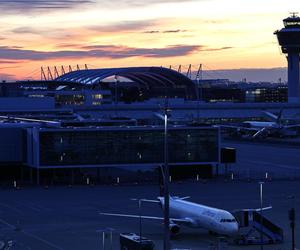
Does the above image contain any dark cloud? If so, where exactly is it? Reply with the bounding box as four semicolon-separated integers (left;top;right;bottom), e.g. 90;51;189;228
55;43;84;48
11;27;41;34
80;45;124;50
163;29;188;33
0;44;202;61
87;20;156;33
143;30;160;34
143;29;188;34
0;0;93;14
0;0;197;14
122;45;201;58
204;46;233;51
10;20;156;38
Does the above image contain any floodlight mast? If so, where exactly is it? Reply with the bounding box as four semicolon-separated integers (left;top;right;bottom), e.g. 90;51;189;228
163;103;170;250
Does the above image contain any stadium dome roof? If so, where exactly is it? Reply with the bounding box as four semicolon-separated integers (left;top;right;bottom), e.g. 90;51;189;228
56;67;197;99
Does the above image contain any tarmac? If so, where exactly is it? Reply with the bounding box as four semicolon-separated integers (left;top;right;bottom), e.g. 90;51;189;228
0;140;299;250
224;139;300;179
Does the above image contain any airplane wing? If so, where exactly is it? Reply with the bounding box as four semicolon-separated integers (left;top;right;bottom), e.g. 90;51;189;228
99;212;190;224
285;124;300;128
233;206;272;213
219;125;259;131
177;196;191;200
171;196;191;200
252;127;268;138
131;198;160;203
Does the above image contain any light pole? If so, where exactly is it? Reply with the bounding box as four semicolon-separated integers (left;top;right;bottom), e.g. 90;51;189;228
139;199;142;246
114;75;118;104
154;102;170;250
97;228;114;250
259;181;264;250
196;76;200;122
130;198;144;247
163;108;170;250
288;195;296;250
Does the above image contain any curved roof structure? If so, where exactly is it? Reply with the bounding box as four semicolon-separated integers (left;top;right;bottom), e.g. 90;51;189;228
56;67;197;99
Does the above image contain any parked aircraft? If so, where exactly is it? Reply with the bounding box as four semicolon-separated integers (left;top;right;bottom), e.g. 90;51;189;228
100;196;271;236
222;110;300;138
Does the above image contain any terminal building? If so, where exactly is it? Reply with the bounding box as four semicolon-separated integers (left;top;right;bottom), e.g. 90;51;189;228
0;65;299;184
0;122;220;184
0;67;224;185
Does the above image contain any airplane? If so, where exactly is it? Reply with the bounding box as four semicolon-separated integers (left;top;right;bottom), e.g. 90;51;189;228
221;110;300;138
0;115;61;127
100;196;272;237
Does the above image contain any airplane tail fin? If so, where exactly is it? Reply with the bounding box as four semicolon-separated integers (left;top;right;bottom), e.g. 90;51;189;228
277;109;284;126
263;111;278;122
263;109;284;125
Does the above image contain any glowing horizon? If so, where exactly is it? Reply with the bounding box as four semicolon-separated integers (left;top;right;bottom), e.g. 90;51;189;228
0;0;297;80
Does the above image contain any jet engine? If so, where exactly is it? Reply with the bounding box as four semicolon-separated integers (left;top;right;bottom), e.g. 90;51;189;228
169;223;180;236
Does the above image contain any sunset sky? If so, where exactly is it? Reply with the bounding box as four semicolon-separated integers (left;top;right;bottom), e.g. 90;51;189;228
0;0;298;81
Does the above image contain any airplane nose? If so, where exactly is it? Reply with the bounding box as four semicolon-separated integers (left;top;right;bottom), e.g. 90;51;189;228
230;223;239;235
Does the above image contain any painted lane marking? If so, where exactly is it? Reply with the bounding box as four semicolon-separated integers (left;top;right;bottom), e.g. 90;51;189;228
0;203;24;215
0;218;64;250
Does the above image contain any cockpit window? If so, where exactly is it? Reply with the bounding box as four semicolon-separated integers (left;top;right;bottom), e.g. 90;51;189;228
220;218;236;223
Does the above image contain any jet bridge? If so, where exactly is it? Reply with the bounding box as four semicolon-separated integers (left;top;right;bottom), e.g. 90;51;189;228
233;210;283;245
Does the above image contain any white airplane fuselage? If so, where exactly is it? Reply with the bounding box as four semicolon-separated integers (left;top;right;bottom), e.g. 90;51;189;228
243;121;276;128
159;197;239;236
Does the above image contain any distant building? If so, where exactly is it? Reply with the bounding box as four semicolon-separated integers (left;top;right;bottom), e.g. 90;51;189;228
245;86;288;103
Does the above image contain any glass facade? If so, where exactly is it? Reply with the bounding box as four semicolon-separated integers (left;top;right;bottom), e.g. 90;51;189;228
55;94;85;106
39;127;219;167
245;87;287;103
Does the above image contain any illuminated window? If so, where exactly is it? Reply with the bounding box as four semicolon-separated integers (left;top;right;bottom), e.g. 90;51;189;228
92;102;102;105
93;94;103;99
137;152;142;159
28;94;45;98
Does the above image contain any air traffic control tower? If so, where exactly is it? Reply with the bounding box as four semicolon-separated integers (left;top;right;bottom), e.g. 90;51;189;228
275;13;300;103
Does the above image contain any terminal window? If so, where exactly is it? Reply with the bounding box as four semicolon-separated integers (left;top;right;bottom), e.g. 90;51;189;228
39;128;219;167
